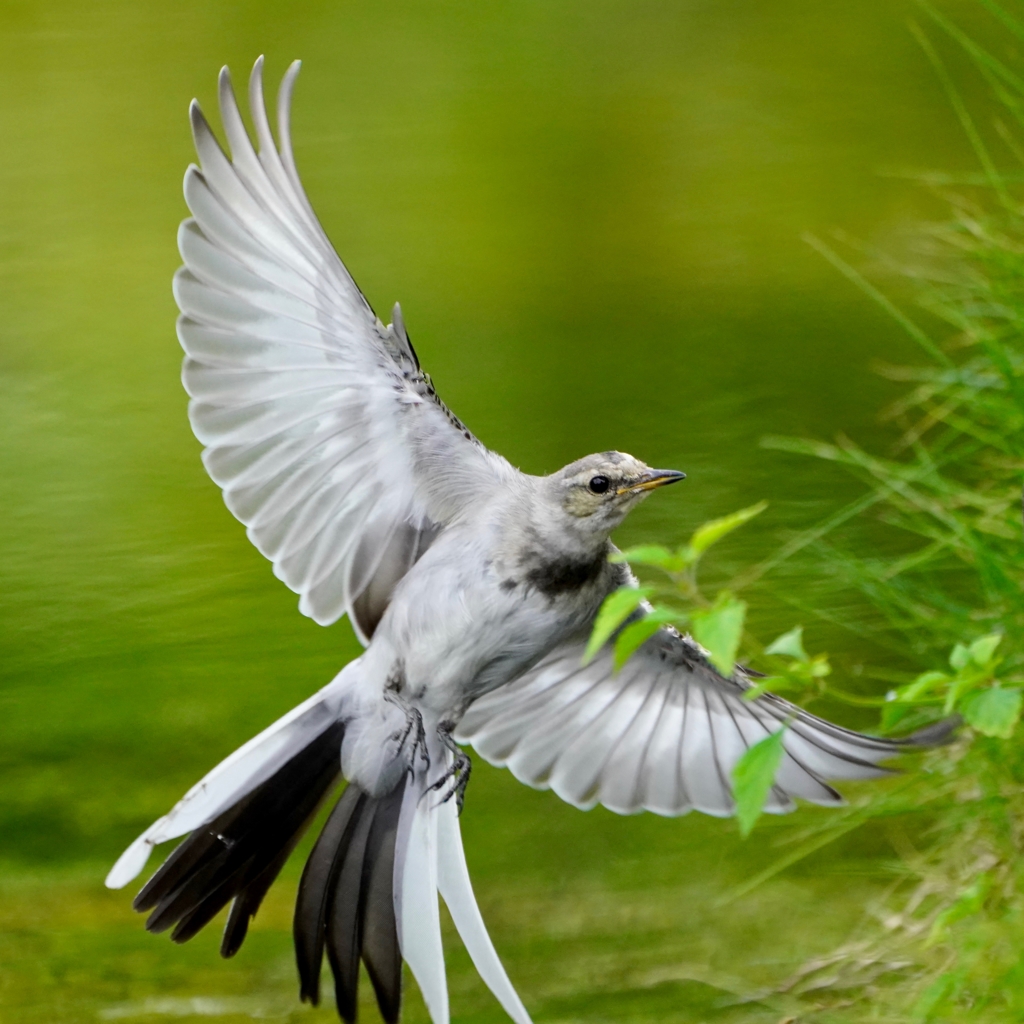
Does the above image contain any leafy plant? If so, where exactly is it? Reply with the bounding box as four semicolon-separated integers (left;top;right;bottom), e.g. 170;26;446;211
592;500;766;675
588;3;1024;1019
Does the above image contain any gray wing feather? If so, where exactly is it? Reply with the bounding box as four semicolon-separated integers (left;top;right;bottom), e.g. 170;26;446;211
456;626;926;818
640;684;688;815
680;686;731;816
597;670;669;814
548;667;660;809
176;60;513;641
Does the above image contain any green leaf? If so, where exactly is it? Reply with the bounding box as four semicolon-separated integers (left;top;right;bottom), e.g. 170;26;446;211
613;609;679;670
764;625;808;661
688;501;768;557
808;655;832;679
949;643;971;671
583;587;653;665
691;591;746;676
741;675;803;702
896;670;950;703
961;687;1022;739
610;545;687;573
970;633;1002;666
732;727;786;838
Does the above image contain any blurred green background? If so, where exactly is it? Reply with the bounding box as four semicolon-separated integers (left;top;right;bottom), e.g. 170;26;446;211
0;1;991;1021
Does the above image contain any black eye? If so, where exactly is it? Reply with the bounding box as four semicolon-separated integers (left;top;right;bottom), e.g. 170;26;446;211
588;475;610;494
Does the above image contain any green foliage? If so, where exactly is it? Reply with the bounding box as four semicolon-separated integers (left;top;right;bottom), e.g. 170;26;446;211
594;501;767;675
878;632;1011;734
688;501;769;557
743;628;833;702
588;7;1024;1019
612;500;767;600
960;685;1021;737
609;544;689;573
691;592;746;676
582;586;653;664
764;625;808;660
745;6;1024;1019
612;607;677;670
731;727;787;838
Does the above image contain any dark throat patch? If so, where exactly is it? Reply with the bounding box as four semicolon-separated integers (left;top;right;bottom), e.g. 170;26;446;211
522;551;606;597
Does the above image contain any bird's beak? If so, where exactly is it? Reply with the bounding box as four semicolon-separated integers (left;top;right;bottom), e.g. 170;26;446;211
618;469;687;495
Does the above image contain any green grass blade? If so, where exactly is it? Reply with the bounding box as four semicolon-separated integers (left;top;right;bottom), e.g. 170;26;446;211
689;501;768;556
802;233;953;367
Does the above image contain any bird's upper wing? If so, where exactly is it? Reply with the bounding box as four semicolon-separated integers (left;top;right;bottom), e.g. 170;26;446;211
455;626;936;817
176;59;514;642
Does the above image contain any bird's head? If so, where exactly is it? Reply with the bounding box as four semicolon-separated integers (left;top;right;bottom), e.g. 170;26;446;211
543;451;685;542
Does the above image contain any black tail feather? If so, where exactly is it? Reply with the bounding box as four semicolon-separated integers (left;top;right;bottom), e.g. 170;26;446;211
221;838;298;958
326;797;378;1022
294;779;407;1024
294;783;366;1005
131;719;408;1024
133;721;345;952
359;785;404;1024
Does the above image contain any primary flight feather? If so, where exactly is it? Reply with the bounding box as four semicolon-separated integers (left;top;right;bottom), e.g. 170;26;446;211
108;58;943;1024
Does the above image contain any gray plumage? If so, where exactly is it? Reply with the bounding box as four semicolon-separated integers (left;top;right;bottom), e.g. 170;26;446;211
107;58;945;1024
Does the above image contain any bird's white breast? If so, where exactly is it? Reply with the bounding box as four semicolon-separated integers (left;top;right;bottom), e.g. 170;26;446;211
364;516;607;718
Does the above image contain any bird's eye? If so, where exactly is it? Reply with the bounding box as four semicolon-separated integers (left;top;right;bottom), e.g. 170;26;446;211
588;475;610;494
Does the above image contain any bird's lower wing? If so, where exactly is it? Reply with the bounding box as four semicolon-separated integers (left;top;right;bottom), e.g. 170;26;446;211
455;627;938;817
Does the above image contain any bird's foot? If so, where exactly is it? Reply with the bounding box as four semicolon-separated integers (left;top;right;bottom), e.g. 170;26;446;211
429;724;472;815
384;691;430;774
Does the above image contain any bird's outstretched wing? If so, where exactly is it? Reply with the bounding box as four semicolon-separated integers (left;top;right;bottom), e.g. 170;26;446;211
177;58;513;641
456;626;941;817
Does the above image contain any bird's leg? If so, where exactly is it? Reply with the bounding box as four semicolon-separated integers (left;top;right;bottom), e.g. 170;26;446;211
383;689;430;774
429;723;472;815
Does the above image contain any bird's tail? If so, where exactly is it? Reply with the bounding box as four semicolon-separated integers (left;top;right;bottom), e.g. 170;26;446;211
291;766;531;1024
106;665;531;1024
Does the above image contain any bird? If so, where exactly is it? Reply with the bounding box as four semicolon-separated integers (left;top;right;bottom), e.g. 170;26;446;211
106;57;947;1024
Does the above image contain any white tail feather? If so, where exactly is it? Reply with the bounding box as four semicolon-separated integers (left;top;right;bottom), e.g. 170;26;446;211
396;783;449;1024
436;800;533;1024
391;758;532;1024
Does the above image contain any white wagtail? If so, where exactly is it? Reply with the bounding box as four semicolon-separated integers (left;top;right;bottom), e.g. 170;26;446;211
106;59;946;1024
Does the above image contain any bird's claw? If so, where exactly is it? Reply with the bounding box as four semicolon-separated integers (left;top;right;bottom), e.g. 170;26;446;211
384;691;430;774
429;725;472;814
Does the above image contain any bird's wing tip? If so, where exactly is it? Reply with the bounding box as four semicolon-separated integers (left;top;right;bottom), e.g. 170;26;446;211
902;714;962;747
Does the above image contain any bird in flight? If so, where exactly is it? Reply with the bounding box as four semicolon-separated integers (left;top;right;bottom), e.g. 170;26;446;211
107;58;941;1024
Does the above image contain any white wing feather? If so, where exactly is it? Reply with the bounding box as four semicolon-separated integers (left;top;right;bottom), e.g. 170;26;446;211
177;58;512;642
456;627;926;817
